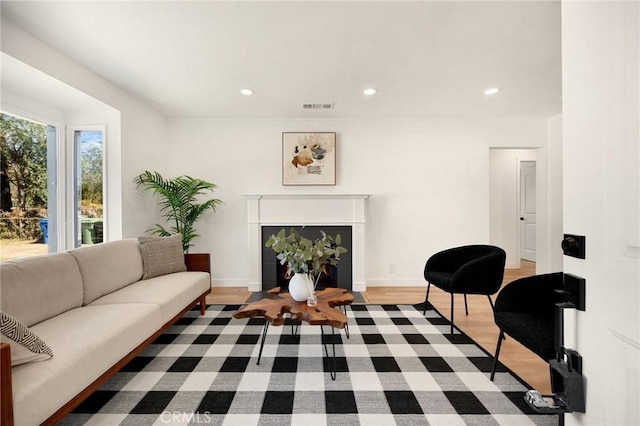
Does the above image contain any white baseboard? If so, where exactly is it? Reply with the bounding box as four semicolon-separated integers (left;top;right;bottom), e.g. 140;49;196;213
211;279;249;288
365;279;425;287
210;278;429;289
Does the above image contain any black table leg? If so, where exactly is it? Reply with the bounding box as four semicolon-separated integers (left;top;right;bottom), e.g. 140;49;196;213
257;321;269;365
290;318;300;336
341;305;350;339
321;325;337;380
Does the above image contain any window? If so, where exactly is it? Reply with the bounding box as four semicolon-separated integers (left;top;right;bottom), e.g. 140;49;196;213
0;113;107;260
73;129;104;248
0;113;52;260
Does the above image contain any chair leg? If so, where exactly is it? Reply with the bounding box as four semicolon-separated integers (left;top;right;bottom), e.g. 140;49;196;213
423;282;432;315
490;330;505;381
486;297;504;340
463;294;469;315
450;293;455;337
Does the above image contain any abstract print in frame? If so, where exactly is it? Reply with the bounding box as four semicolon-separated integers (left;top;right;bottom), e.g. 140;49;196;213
282;132;336;186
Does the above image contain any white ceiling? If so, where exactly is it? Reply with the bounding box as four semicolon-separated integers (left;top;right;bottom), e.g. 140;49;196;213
0;1;562;119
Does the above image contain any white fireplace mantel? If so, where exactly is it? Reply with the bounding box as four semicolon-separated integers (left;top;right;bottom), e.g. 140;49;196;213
242;194;370;292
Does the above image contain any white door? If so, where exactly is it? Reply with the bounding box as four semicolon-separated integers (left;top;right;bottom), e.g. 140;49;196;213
562;2;639;424
519;162;536;262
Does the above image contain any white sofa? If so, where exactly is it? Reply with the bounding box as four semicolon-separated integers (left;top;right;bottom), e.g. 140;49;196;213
0;239;211;426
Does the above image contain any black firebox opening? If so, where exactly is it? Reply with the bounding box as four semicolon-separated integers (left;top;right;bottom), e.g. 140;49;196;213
261;226;352;291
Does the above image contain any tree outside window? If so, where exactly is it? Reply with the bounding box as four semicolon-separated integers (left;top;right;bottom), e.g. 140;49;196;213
0;113;48;244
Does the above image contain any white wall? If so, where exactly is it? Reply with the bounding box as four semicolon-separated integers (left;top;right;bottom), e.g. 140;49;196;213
144;118;549;286
538;114;563;273
1;88;66;125
562;2;639;425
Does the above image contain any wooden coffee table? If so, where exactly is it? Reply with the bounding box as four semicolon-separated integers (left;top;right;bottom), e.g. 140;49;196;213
233;287;354;380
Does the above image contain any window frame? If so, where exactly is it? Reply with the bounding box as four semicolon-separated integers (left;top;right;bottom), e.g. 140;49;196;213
67;125;107;248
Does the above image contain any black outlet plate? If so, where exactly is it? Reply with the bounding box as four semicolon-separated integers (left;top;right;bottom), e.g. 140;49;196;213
562;234;586;259
560;273;586;311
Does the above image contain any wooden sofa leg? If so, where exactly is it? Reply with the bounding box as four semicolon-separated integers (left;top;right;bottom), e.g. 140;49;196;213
200;295;206;315
1;343;14;426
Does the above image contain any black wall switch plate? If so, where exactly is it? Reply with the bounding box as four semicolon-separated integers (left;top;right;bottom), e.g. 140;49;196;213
562;234;586;259
563;273;586;311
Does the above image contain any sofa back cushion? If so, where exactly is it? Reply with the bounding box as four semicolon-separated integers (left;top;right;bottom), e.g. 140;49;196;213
0;253;83;327
70;239;144;305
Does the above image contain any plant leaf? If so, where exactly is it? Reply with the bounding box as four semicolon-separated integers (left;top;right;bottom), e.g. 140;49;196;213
134;170;222;252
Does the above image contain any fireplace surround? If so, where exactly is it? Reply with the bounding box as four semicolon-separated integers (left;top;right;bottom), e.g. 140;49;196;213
242;194;370;292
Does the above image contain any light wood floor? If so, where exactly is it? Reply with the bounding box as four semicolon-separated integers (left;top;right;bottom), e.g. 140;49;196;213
206;260;550;394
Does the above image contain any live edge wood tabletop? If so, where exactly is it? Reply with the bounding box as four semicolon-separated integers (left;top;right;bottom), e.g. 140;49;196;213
233;287;354;329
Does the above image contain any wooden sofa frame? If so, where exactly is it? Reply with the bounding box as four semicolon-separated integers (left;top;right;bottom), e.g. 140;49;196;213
0;253;211;426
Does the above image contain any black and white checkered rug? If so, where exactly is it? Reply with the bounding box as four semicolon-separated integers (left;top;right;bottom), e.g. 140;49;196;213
61;304;558;425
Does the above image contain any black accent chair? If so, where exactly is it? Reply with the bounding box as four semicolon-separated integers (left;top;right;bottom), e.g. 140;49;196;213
423;245;506;336
490;272;564;381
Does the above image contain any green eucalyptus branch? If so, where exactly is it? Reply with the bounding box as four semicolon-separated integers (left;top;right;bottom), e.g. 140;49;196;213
265;227;348;278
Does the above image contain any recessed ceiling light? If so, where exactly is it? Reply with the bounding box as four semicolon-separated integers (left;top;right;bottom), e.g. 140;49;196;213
240;89;254;96
363;88;377;96
484;87;500;95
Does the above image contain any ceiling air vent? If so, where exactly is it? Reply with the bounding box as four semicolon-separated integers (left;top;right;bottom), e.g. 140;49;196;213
302;103;334;110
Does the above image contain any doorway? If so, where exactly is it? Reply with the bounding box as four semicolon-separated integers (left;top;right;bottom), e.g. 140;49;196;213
520;161;537;262
489;148;537;269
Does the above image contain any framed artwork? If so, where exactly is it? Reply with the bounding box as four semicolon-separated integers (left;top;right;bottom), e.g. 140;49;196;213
282;132;336;186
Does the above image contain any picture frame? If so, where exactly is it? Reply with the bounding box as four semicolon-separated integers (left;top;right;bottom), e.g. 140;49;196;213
282;132;336;186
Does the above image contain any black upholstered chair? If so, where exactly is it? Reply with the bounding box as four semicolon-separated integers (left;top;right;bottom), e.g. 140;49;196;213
490;272;564;381
423;245;506;336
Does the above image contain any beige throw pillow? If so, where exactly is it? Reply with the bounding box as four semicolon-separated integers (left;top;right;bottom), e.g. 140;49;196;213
1;311;53;366
138;234;187;280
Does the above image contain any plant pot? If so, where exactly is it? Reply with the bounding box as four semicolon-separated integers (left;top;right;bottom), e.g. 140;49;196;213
288;272;312;302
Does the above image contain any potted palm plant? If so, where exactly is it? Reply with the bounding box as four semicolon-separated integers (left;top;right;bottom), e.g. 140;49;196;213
265;227;347;303
134;171;223;271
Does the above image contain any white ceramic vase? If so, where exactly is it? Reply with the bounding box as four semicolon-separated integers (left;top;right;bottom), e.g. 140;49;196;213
288;272;312;302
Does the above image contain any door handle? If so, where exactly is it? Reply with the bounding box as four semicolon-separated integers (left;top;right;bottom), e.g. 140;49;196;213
562;234;586;259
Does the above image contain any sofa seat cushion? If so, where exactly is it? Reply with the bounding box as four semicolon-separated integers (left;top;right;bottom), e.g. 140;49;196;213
89;271;210;323
12;303;161;426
